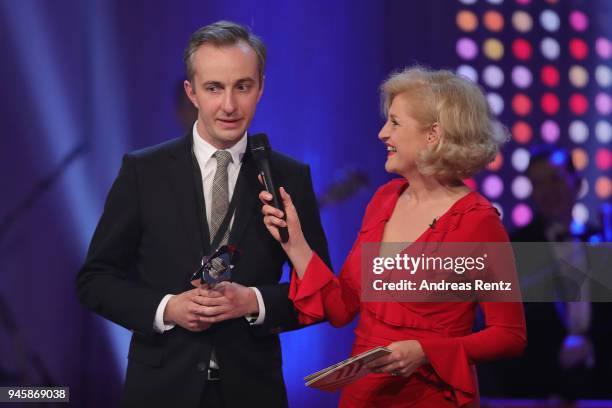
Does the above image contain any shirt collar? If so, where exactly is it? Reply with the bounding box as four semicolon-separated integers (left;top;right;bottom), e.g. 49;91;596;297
192;121;247;166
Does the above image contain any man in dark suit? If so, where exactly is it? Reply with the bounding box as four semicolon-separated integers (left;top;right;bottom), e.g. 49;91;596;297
481;147;612;400
76;21;330;407
513;148;611;400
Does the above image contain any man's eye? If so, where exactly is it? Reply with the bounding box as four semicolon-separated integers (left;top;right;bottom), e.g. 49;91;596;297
206;86;219;92
237;84;250;92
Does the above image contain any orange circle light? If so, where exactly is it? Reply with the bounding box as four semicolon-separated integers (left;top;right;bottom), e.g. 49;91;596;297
483;11;504;32
571;148;589;171
569;65;589;88
512;11;533;33
487;152;504;171
512;121;532;144
483;38;504;60
595;177;611;199
457;10;478;32
512;94;533;116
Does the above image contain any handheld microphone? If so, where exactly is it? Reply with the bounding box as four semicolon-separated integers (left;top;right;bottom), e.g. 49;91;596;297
250;133;289;243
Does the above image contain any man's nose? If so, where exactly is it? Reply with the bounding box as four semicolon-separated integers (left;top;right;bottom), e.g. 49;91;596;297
222;91;237;114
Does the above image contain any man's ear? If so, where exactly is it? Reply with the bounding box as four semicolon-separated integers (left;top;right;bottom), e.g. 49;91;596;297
257;75;265;103
184;80;199;109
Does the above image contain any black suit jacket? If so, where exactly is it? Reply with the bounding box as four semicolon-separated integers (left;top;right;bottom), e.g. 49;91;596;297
76;134;330;407
481;217;612;399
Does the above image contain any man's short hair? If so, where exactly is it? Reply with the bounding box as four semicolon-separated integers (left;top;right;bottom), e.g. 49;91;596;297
184;20;266;86
528;145;578;177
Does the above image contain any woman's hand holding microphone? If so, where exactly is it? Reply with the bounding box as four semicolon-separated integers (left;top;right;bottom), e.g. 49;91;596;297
259;186;312;278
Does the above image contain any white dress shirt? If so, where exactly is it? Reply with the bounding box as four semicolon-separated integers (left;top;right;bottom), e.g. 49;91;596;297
545;222;591;334
153;123;265;334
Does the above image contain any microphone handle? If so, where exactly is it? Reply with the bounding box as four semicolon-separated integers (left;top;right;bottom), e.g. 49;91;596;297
259;161;290;243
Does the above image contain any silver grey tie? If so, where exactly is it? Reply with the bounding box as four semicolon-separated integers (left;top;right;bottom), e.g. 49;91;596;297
209;150;232;371
209;150;233;245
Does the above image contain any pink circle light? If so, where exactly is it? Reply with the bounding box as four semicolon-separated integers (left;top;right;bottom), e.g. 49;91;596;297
596;38;612;59
595;148;612;171
569;11;588;31
512;38;533;60
464;178;477;191
482;175;504;199
541;93;560;115
541;120;560;143
541;65;560;87
457;38;478;60
595;92;612;115
569;38;589;60
512;203;533;227
512;176;532;200
569;93;589;115
512;66;533;88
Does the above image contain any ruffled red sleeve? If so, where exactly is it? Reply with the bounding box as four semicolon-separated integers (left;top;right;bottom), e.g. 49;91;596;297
419;302;526;406
288;252;338;325
288;248;362;327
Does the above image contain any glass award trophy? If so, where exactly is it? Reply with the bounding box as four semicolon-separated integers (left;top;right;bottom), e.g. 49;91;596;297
190;245;241;288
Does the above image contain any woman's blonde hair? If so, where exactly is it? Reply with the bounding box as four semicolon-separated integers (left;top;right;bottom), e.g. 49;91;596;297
381;66;505;181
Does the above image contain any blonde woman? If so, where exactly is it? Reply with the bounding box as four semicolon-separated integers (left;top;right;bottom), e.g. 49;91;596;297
261;67;526;407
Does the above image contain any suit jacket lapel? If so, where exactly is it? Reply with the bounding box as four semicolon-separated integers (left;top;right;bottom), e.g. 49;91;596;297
228;148;260;247
167;134;209;262
167;134;259;261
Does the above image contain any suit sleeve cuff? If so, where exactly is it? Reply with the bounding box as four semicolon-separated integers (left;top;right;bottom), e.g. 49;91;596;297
246;287;265;325
153;294;176;333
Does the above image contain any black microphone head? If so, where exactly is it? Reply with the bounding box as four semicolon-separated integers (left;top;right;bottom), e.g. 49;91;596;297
250;133;270;150
250;133;271;163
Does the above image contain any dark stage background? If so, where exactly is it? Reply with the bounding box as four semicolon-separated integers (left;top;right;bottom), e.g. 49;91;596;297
0;0;609;407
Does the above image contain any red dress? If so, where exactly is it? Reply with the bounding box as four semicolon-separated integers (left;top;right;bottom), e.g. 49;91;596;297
290;179;526;407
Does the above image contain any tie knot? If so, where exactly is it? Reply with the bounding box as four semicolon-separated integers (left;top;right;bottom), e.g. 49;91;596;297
213;150;232;168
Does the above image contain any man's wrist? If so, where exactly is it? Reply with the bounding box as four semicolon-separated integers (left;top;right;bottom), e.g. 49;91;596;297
247;288;259;316
246;287;266;325
154;294;176;333
163;295;175;325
